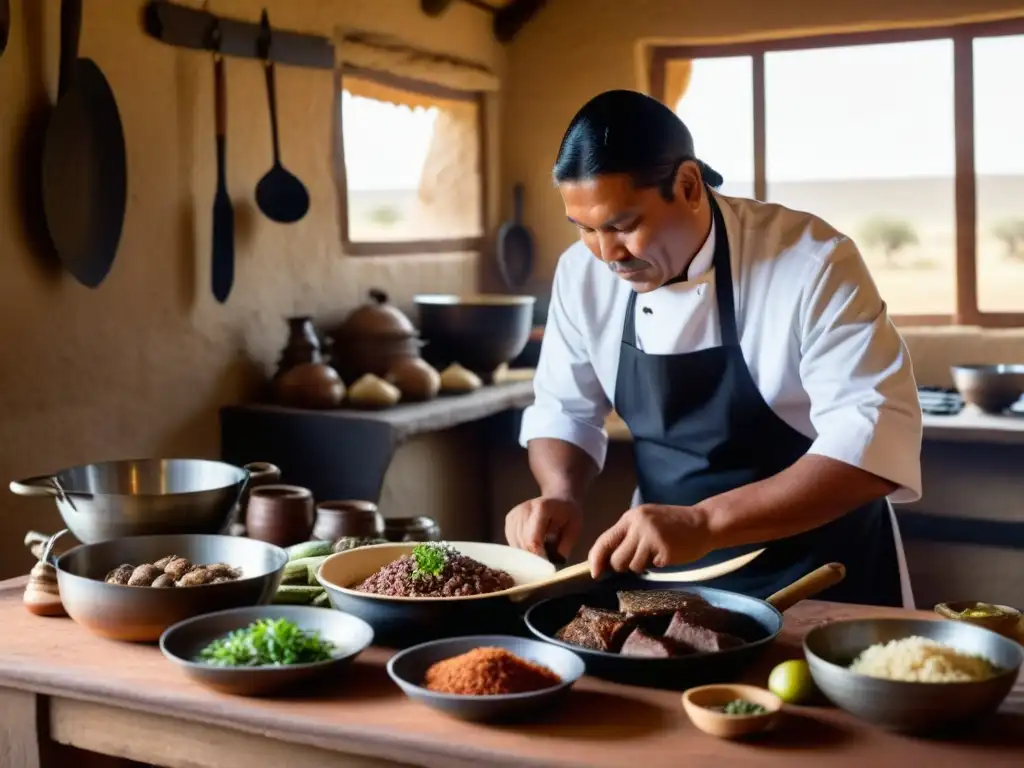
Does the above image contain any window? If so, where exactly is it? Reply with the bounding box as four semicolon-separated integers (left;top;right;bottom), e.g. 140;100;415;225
339;69;485;255
650;19;1024;326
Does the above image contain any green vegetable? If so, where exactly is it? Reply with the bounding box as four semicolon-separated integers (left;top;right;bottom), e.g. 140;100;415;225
311;591;331;608
197;618;336;667
281;560;309;585
721;699;767;716
286;541;334;562
410;542;454;580
272;585;324;605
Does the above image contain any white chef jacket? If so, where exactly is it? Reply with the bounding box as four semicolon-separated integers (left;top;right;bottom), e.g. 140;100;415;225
519;191;924;504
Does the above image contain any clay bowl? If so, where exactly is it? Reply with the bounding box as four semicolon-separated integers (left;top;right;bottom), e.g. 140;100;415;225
934;601;1023;641
313;500;384;542
51;533;288;642
682;684;783;739
386;635;585;722
950;364;1024;414
160;605;374;697
245;485;315;547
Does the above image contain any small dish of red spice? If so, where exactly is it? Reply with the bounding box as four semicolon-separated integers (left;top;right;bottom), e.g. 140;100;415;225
424;647;562;696
387;636;586;722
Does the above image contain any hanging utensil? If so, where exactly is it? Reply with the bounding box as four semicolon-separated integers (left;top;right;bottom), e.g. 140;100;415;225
495;183;534;289
209;21;234;303
254;10;309;225
41;0;128;288
0;0;10;59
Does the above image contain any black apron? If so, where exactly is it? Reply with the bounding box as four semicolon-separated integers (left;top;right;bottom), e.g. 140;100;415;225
613;193;903;607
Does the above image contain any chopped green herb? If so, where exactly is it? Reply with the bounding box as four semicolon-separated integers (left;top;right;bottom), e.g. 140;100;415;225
719;699;767;716
410;542;453;580
196;618;336;667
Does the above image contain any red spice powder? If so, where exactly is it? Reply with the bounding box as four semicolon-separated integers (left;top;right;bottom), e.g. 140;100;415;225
423;647;562;695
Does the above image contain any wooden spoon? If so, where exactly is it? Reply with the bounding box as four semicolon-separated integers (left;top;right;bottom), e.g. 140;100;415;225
503;547;767;603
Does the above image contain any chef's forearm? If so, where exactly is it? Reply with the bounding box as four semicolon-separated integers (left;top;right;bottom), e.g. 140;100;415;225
695;454;898;549
527;438;600;504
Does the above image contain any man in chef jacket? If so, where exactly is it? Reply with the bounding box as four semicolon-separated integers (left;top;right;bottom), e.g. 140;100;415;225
506;89;922;607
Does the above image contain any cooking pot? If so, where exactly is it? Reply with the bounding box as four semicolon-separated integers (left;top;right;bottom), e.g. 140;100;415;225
328;289;425;384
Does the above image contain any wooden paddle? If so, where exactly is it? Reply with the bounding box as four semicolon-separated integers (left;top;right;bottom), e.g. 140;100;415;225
503;547;766;603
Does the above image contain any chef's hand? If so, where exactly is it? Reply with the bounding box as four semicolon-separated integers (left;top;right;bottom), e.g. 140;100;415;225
505;497;583;561
588;504;712;578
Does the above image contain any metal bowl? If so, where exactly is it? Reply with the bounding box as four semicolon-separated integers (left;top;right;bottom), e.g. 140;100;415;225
804;618;1023;734
386;635;585;722
950;364;1024;414
160;605;374;697
10;458;249;543
50;533;288;642
414;294;536;383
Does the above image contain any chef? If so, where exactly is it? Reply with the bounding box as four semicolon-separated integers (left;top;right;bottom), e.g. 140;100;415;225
506;89;922;607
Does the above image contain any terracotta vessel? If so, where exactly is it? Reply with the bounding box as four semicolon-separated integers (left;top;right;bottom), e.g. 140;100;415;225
245;485;315;547
313;500;385;541
275;361;346;409
383;515;441;542
328;289;425;384
275;316;328;380
233;462;281;532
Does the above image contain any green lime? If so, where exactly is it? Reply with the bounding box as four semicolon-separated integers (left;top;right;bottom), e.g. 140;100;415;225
768;659;815;704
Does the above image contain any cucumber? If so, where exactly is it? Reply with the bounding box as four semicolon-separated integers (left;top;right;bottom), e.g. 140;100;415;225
280;560;309;585
272;585;323;605
283;555;330;586
286;540;334;562
311;591;332;608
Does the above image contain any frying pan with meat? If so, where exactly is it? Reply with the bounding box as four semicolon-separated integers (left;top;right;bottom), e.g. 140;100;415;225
524;562;846;690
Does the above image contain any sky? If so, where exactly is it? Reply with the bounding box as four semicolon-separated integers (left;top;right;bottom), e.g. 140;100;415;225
342;33;1023;190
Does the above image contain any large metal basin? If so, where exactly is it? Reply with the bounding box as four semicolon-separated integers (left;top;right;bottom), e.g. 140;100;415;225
10;458;249;543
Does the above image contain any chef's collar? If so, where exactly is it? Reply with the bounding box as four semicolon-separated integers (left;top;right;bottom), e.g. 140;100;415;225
664;213;716;287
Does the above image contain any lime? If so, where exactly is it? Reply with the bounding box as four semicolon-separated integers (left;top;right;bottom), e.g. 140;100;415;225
768;659;815;704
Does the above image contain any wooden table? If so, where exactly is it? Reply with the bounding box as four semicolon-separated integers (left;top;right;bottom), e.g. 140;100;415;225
0;577;1021;768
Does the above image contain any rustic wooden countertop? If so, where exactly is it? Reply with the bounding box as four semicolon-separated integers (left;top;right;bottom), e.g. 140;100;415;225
0;577;1021;768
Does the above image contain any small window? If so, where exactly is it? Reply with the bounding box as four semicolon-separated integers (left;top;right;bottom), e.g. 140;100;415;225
339;70;485;255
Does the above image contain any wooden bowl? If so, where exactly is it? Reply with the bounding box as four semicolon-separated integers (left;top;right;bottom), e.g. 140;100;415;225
935;601;1023;641
681;684;783;739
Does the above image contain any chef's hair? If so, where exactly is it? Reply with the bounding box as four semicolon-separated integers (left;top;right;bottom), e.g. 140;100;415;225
553;89;723;198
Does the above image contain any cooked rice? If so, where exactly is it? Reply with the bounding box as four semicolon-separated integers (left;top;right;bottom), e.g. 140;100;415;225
848;635;999;682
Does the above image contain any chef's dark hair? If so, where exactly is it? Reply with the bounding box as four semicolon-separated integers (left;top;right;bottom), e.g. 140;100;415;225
553;89;723;200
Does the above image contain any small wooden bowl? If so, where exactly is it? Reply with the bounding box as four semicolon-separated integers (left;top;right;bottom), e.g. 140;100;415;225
681;684;783;739
935;601;1023;640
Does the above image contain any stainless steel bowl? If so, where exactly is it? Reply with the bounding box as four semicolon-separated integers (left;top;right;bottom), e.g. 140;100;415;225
160;605;374;697
804;618;1023;734
10;458;249;543
950;364;1024;414
49;533;288;642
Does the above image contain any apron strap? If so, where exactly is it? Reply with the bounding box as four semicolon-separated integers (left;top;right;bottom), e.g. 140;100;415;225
708;192;740;349
622;290;640;348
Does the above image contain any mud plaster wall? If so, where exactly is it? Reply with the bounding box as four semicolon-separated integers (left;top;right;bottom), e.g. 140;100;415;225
0;0;504;577
501;0;1024;386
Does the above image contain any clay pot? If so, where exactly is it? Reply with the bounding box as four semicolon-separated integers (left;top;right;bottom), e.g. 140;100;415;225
234;462;281;531
245;485;315;547
312;500;385;542
275;362;346;409
386;357;441;402
383;515;442;543
328;289;426;384
275;316;324;380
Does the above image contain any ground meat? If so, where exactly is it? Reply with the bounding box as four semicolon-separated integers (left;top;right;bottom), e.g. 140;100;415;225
423;647;561;695
356;551;514;597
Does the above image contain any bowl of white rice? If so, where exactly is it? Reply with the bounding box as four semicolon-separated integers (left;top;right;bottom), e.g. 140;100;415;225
804;618;1022;733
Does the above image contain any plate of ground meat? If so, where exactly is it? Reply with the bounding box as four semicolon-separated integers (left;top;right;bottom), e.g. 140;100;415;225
386;635;585;722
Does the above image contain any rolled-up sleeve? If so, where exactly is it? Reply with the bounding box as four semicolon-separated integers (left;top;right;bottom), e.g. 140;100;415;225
519;254;612;469
798;238;923;503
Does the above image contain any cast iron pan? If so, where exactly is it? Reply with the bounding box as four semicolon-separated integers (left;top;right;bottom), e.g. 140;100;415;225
524;562;845;690
495;183;534;289
42;0;127;288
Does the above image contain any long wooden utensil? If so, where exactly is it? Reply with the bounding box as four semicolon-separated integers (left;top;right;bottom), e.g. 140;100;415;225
504;547;766;603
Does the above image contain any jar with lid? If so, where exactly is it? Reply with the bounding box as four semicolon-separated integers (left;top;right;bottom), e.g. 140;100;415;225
327;289;425;384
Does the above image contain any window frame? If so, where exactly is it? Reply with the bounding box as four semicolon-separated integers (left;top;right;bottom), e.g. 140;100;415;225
649;17;1024;327
336;66;488;256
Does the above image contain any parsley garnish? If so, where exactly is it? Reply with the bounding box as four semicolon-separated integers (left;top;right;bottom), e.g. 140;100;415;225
410;542;453;580
197;618;336;667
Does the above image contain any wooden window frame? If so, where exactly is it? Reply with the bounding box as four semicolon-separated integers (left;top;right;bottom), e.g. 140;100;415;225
336;66;487;256
649;18;1024;327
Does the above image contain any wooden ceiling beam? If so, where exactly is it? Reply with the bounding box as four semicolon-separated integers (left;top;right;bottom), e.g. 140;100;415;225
494;0;546;43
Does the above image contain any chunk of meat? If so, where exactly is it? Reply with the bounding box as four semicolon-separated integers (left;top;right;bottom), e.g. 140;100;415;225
555;606;636;652
616;589;709;618
678;603;753;637
620;628;678;658
664;612;744;652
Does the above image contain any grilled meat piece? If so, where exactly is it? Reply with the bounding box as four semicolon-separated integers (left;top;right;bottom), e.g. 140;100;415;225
620;628;678;658
555;606;636;652
616;589;710;618
664;612;744;652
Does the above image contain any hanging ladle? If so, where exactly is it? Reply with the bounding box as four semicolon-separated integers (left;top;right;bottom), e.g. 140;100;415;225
254;10;309;224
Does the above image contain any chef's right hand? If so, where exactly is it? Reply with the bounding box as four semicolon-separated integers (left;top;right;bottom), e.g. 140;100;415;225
505;497;583;562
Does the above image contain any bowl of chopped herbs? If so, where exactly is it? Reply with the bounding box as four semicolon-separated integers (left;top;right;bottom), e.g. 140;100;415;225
681;684;783;739
159;605;374;696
